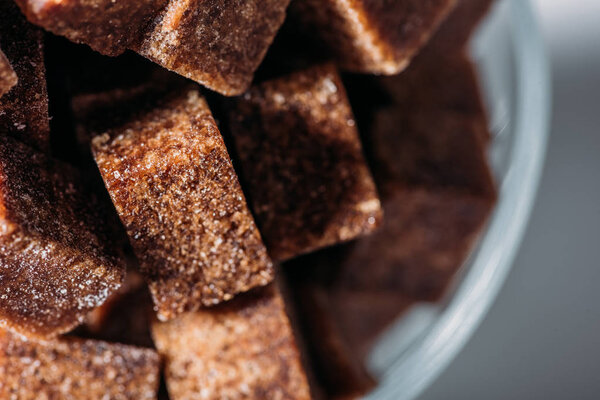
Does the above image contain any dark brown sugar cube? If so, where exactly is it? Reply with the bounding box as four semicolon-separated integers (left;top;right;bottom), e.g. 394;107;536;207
337;186;495;303
336;111;496;300
286;281;376;399
303;23;497;354
301;115;495;355
0;136;125;338
134;0;291;95
319;189;494;359
229;64;382;261
0;49;17;98
152;284;312;400
0;0;49;151
291;0;456;74
378;1;496;143
284;110;496;396
15;0;168;56
91;87;274;320
0;329;159;400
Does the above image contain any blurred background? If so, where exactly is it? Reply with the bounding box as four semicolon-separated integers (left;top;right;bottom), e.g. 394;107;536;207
421;0;600;398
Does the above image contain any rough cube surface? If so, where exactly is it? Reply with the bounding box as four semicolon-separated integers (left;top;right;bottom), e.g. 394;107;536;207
291;0;456;74
15;0;168;56
0;49;17;98
230;64;382;261
152;284;312;400
0;329;159;400
0;1;49;151
0;136;125;338
91;87;274;320
135;0;291;95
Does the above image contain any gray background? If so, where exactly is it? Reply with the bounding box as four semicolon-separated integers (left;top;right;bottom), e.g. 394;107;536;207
421;1;600;399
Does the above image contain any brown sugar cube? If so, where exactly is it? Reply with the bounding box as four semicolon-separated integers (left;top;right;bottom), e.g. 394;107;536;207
379;1;497;143
16;0;290;95
152;284;312;400
301;113;495;360
14;0;168;56
229;64;382;261
134;0;291;95
0;329;159;400
286;279;376;399
0;0;49;151
285;286;413;398
0;135;125;338
290;0;456;74
299;178;494;362
90;86;274;320
284;93;496;399
338;110;496;301
283;5;497;393
0;49;17;98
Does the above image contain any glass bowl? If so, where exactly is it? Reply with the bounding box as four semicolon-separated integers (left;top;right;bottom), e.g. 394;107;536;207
365;0;551;399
